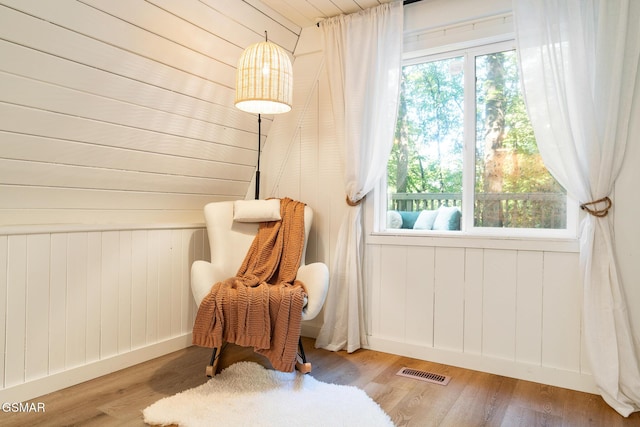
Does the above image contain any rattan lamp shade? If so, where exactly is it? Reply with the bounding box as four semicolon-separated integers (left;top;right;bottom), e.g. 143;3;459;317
234;40;293;114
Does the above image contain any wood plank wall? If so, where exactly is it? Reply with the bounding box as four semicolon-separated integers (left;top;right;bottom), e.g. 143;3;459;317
0;0;301;225
0;0;615;400
366;243;594;393
260;25;596;393
0;225;208;402
0;0;303;401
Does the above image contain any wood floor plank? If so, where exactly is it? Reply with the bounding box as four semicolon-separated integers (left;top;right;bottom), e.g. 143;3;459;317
437;371;508;426
508;380;569;422
501;405;564;427
1;338;639;426
560;388;630;427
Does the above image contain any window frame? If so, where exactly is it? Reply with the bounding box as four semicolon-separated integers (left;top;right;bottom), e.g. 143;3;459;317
375;39;579;241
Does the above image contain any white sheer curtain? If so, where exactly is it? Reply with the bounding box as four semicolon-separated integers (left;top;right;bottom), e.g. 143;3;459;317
315;1;403;352
513;0;640;416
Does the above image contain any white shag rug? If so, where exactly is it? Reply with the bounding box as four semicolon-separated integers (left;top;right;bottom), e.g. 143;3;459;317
143;361;394;427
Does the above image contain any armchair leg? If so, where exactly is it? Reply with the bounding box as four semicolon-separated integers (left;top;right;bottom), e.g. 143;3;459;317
205;346;222;377
295;337;312;374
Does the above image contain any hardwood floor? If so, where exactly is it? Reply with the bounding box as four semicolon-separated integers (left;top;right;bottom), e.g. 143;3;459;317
2;338;639;426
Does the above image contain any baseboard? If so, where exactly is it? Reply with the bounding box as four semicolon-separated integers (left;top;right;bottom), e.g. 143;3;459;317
366;336;598;394
0;333;193;403
301;322;321;339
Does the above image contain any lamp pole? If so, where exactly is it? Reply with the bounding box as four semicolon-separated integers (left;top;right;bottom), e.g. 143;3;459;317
255;113;261;200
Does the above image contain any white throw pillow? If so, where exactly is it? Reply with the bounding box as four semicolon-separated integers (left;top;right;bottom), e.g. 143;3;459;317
432;206;462;230
413;209;439;230
386;211;403;229
233;199;281;223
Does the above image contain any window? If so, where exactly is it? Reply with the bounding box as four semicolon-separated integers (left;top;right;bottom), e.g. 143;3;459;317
383;41;570;236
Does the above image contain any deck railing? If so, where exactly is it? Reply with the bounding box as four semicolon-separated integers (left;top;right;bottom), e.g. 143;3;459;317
389;192;566;229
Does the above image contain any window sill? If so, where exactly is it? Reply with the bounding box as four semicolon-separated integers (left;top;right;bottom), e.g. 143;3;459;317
367;231;579;253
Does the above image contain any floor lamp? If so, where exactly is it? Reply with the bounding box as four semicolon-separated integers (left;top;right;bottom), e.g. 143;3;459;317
235;32;293;199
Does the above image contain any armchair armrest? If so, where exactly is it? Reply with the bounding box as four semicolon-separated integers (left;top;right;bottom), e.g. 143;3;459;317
297;262;329;321
191;260;215;306
192;259;329;322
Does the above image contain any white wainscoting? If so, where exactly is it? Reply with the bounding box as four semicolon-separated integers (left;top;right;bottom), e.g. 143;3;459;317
365;239;596;393
0;224;208;402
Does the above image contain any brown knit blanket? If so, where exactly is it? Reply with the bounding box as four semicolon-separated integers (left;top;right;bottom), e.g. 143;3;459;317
192;198;307;372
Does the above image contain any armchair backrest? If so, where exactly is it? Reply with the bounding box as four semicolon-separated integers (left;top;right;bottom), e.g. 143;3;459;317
204;200;313;280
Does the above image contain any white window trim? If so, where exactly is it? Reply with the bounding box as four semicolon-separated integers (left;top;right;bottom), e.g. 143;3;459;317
369;35;580;250
368;185;579;252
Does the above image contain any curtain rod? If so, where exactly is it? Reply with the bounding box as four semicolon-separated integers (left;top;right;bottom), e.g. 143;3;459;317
316;0;422;27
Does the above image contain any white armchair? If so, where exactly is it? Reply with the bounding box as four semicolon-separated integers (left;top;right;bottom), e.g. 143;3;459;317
191;200;329;375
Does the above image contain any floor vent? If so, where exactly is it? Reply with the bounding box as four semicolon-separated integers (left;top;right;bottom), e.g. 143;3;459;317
396;367;451;386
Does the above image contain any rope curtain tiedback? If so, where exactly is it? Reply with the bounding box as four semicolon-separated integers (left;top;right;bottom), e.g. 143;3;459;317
514;0;640;416
315;1;404;353
580;196;612;217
